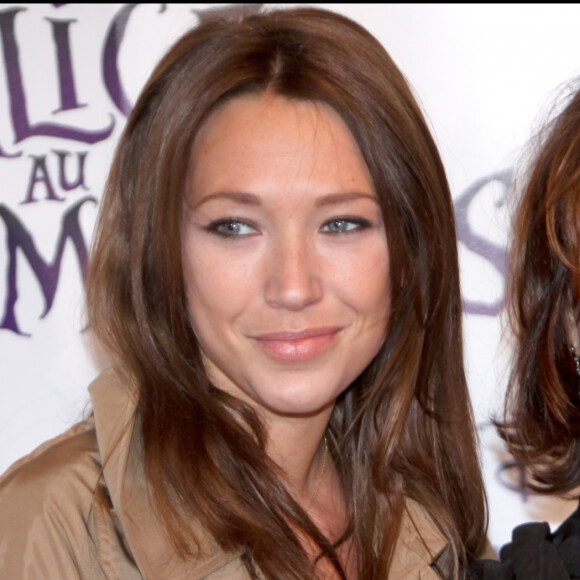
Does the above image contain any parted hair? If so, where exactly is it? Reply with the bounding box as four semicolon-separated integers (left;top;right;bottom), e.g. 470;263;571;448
87;6;487;578
503;81;580;494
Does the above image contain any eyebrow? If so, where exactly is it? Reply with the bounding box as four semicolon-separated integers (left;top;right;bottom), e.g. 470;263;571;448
314;191;378;207
191;192;261;210
191;190;377;209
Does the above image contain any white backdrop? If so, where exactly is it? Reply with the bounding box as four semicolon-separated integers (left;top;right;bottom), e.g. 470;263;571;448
1;3;579;552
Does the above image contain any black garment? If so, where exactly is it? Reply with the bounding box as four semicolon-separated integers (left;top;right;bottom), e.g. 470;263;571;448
469;502;580;579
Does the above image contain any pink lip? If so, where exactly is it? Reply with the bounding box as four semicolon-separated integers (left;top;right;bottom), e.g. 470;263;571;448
254;327;341;361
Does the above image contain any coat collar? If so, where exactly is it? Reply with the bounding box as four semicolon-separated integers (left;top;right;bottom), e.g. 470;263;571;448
390;499;449;578
89;367;448;579
89;367;243;579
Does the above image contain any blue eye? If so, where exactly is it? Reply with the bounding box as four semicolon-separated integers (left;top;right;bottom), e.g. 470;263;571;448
321;217;371;234
207;219;258;237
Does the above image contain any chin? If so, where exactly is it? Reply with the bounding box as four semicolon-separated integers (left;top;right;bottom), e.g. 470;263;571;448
259;392;338;418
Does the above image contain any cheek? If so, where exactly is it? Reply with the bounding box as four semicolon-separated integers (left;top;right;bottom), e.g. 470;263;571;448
182;243;256;321
182;241;220;321
332;244;390;312
363;261;390;319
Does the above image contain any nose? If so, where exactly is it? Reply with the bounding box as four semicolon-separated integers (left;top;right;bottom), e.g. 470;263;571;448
264;233;323;311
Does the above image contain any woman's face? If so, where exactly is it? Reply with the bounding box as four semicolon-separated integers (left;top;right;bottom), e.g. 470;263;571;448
182;92;390;418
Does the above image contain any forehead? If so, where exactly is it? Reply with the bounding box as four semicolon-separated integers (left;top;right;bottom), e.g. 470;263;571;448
186;92;375;202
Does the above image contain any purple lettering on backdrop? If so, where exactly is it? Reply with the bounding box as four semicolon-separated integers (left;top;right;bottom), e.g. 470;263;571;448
0;7;115;155
46;17;87;113
102;3;139;117
21;155;63;203
453;169;512;316
21;151;87;204
0;196;96;335
54;150;88;191
478;421;531;503
496;458;531;503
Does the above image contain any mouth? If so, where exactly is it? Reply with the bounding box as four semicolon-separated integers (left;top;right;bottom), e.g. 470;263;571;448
253;327;342;361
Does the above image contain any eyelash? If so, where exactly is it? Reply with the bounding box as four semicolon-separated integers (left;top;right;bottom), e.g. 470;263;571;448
205;218;259;238
320;216;372;234
205;216;372;238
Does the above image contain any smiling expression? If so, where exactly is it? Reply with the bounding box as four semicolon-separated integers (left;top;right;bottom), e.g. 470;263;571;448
182;92;390;418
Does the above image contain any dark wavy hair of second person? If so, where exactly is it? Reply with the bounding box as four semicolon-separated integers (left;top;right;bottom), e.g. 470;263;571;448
468;80;580;580
501;81;580;495
86;6;488;578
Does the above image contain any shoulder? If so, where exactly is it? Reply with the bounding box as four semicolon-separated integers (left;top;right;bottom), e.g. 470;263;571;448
0;417;104;578
0;416;100;504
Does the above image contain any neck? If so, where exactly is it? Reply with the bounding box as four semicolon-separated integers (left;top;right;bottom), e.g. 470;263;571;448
263;407;351;573
263;407;333;503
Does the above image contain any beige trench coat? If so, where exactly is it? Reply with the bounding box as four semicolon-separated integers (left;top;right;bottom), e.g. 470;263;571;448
0;368;486;579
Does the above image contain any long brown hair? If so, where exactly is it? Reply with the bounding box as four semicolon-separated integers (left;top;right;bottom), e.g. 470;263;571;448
87;6;487;578
502;81;580;494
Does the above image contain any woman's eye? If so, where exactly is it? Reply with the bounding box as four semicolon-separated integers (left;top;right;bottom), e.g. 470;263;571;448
207;219;258;237
321;217;371;234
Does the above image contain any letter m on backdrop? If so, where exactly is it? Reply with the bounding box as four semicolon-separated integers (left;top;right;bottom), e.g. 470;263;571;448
0;196;95;335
